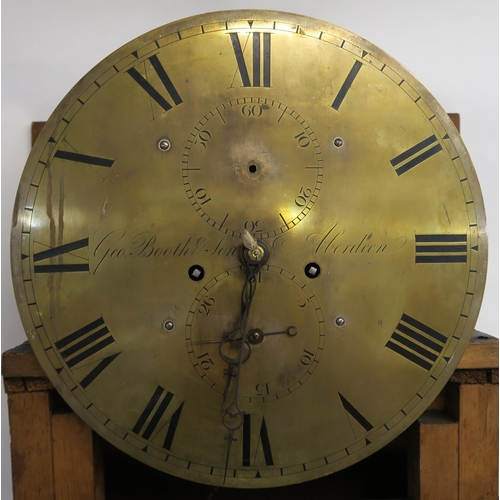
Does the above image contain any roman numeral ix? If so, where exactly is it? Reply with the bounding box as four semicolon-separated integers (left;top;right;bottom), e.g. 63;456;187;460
34;238;89;274
54;149;115;168
386;313;447;371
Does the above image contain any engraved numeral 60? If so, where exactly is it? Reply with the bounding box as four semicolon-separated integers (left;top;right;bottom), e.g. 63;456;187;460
295;186;312;207
241;104;263;117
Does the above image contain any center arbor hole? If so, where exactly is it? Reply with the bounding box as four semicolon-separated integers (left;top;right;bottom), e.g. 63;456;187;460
248;164;258;173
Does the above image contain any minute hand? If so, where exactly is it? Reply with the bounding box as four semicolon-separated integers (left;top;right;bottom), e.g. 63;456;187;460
221;232;269;483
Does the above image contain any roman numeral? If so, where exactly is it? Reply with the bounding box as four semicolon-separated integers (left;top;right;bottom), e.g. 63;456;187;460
242;414;274;467
54;149;115;168
331;60;363;110
55;317;116;370
34;238;89;273
339;393;373;433
229;32;271;87
133;385;184;449
127;54;183;113
390;134;443;176
386;313;447;370
415;234;467;263
80;353;120;389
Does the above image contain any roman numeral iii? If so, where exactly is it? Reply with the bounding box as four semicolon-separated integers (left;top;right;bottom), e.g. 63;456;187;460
415;234;467;263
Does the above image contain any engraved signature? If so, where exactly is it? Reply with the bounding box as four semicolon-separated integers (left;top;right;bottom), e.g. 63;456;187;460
92;222;407;274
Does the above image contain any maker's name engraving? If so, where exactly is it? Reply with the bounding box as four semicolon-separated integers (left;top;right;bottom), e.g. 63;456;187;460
93;230;239;274
92;222;407;274
306;222;407;255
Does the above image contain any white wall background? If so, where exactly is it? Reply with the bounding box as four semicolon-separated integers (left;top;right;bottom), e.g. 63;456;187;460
2;0;498;497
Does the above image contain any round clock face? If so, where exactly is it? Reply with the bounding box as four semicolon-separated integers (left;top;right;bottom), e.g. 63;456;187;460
11;10;487;488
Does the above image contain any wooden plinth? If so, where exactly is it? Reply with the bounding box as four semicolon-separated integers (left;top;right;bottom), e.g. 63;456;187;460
3;331;498;500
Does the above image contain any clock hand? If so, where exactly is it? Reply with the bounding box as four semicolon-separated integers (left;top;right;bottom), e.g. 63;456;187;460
247;326;298;344
221;234;269;483
193;328;241;344
195;326;298;345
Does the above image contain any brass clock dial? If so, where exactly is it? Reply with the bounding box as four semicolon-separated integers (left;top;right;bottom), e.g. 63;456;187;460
11;10;487;488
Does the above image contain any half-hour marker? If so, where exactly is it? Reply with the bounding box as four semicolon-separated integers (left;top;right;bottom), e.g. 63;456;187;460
331;60;363;110
415;234;467;263
128;55;183;113
34;238;89;274
229;32;271;87
339;393;373;432
386;313;446;370
54;150;115;168
55;317;115;369
390;134;443;176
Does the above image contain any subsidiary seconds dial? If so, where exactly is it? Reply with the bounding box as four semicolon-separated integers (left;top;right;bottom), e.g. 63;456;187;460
183;98;324;238
186;264;325;402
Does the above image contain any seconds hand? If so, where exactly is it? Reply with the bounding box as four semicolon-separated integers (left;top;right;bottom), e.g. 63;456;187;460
221;231;269;483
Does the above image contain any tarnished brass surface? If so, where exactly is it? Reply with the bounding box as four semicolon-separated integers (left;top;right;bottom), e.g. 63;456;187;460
11;10;487;488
